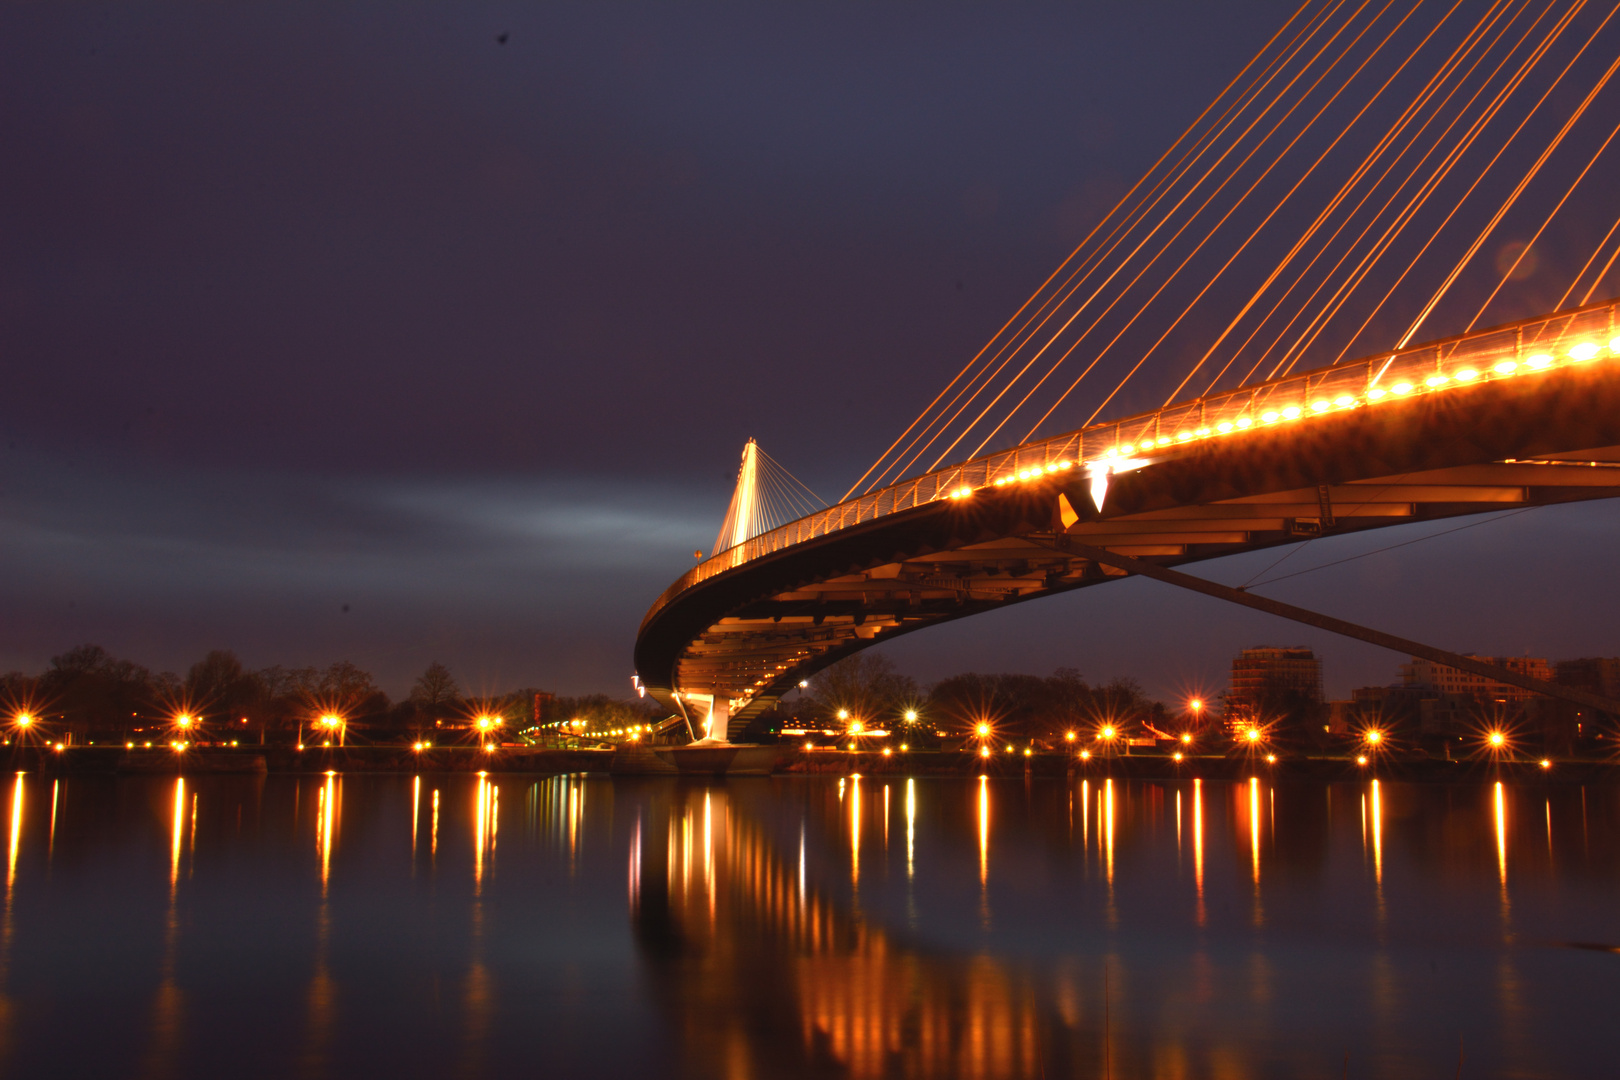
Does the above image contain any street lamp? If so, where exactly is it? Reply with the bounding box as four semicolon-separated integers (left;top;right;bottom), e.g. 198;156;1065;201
319;714;345;747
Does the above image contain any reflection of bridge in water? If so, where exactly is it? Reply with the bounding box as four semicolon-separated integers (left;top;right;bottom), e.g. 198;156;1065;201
620;773;1564;1079
629;780;1080;1078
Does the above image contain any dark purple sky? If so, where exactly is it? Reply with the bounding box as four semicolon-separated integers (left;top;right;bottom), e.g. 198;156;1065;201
3;3;1618;702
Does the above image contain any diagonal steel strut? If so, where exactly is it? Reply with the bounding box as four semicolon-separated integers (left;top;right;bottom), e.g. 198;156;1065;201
1049;536;1620;717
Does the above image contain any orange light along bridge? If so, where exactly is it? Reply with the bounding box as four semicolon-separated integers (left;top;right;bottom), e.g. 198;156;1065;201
635;299;1620;740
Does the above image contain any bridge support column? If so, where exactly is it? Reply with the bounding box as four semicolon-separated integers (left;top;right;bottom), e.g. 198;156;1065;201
682;693;730;744
707;697;730;744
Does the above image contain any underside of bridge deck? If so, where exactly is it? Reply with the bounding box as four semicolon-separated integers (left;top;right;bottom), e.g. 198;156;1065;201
636;359;1620;729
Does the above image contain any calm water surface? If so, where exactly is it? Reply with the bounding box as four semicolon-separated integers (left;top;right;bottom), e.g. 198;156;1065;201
1;771;1616;1077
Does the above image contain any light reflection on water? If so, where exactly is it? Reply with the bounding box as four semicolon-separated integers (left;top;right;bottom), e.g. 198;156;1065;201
0;772;1611;1077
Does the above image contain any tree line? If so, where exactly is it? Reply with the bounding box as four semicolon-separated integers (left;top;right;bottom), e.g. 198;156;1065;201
774;653;1179;743
0;645;655;743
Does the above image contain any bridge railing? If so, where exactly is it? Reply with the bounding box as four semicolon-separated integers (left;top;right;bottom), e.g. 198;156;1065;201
644;299;1617;628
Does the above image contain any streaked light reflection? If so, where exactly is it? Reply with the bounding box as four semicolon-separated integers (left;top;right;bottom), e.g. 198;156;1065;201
1370;780;1383;883
1192;779;1204;925
1494;781;1508;886
1103;778;1115;885
7;775;22;892
904;779;915;880
850;774;861;888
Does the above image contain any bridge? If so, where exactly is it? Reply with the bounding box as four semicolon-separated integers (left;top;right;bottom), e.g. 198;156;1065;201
633;2;1620;739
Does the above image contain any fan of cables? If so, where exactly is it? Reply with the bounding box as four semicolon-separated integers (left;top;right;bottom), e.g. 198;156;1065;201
848;0;1620;501
714;440;827;554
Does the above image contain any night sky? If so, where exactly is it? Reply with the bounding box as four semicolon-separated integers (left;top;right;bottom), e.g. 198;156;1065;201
4;3;1618;702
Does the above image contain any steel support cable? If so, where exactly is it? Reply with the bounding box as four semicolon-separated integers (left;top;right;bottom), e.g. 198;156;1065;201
881;7;1337;485
866;52;1296;492
1157;0;1472;409
1235;0;1546;385
842;0;1320;499
927;0;1365;464
1183;0;1514;398
1320;0;1604;364
997;0;1390;445
1257;0;1559;380
853;114;1241;499
1548;205;1620;310
1576;220;1620;305
1208;0;1536;391
896;0;1357;478
1462;107;1620;334
1397;16;1620;349
1246;506;1539;589
1007;0;1422;443
1280;0;1584;373
933;0;1370;463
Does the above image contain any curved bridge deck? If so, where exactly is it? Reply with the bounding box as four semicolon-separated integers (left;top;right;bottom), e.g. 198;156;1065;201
636;300;1620;725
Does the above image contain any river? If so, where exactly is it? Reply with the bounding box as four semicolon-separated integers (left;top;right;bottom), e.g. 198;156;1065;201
0;772;1613;1077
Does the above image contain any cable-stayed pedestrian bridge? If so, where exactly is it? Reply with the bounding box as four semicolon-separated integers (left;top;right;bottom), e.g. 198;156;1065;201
634;0;1620;737
636;300;1620;734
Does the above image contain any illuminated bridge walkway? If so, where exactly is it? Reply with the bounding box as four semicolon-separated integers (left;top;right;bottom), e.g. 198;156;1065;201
635;300;1620;733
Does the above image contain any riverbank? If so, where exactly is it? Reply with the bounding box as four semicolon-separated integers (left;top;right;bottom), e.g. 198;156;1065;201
13;743;1615;783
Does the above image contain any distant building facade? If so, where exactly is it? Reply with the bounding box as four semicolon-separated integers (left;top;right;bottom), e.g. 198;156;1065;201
1227;646;1323;728
1554;657;1620;702
1399;655;1551;702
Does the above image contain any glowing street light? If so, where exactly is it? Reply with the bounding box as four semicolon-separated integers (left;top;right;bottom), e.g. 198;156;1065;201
319;713;346;747
903;709;919;724
1243;727;1264;744
1364;729;1383;746
976;722;991;738
1180;732;1193;745
1097;725;1117;741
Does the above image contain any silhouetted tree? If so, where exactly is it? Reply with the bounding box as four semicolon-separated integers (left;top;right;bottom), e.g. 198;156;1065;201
807;653;919;725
